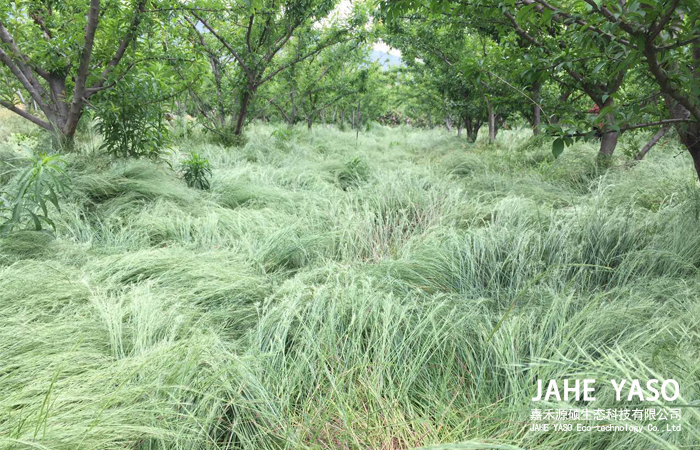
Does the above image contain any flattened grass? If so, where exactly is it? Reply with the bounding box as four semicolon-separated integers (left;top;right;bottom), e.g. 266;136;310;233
1;123;698;449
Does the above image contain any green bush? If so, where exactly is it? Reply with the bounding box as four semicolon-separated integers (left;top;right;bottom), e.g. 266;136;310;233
94;75;170;158
181;152;212;190
0;153;70;234
271;127;298;150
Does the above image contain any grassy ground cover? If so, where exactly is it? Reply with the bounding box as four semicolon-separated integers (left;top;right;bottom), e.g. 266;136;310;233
1;114;699;449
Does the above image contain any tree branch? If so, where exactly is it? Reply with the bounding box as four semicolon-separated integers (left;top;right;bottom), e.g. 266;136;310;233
0;46;49;112
647;0;681;43
68;0;100;127
191;12;253;81
91;0;148;92
0;100;51;130
643;43;700;122
564;118;695;137
256;32;347;87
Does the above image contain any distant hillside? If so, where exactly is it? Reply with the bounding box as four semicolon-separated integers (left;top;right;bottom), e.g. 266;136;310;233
370;50;402;70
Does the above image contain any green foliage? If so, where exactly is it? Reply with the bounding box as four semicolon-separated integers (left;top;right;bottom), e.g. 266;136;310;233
0;153;70;234
270;127;296;141
552;138;565;157
94;75;171;159
181;152;212;190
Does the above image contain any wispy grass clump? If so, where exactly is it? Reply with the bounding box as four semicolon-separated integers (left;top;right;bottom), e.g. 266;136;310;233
1;122;698;450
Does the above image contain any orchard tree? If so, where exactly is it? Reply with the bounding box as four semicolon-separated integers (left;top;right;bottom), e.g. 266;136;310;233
500;0;699;173
261;32;366;129
0;0;164;148
381;0;700;178
381;14;525;142
184;0;366;140
382;68;446;129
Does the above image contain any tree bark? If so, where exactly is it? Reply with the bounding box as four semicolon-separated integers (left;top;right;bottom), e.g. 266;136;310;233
531;82;542;135
485;96;496;143
642;42;700;181
688;134;700;182
234;86;255;136
464;117;481;142
598;128;619;157
635;125;671;161
210;56;226;128
290;84;297;124
596;99;619;158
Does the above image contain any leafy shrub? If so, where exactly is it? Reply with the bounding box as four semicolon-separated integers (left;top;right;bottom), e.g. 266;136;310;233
271;127;298;150
336;157;370;190
181;152;212;190
1;153;70;235
94;75;170;158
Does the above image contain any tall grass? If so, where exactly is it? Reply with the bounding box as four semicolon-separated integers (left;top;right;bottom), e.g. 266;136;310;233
0;122;698;449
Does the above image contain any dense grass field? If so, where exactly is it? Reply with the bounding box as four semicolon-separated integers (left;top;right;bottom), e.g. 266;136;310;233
1;113;699;449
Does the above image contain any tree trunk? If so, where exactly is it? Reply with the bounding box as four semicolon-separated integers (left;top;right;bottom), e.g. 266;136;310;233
210;56;226;128
457;117;462;138
307;116;313;130
661;96;700;180
234;86;255;136
643;41;700;181
635;125;671;161
689;138;700;182
473;122;482;142
445;115;452;132
465;117;481;143
495;114;506;138
355;98;361;141
290;84;297;124
596;104;619;160
598;128;619;159
678;123;700;181
531;82;542;135
485;96;496;143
